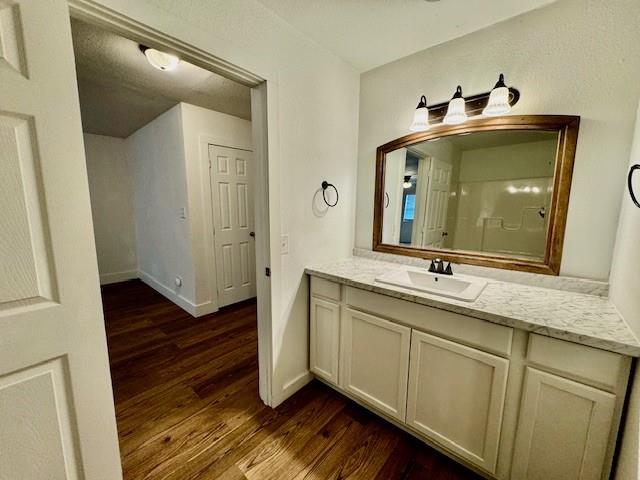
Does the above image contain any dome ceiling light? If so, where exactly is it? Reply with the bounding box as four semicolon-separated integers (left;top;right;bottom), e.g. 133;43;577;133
140;45;180;71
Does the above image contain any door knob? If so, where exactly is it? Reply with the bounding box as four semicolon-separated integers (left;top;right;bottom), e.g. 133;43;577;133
249;231;255;237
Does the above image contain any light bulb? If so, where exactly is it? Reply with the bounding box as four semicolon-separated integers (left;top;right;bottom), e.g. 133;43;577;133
483;74;511;116
142;46;180;71
443;86;468;125
409;95;429;132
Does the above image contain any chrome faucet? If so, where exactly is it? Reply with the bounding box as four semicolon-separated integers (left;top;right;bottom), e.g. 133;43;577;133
428;258;453;275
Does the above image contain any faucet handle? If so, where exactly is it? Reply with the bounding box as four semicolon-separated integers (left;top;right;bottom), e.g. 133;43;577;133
444;262;453;275
428;258;441;273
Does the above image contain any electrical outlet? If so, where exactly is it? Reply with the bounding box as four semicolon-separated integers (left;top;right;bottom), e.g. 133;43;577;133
179;207;187;219
281;234;289;254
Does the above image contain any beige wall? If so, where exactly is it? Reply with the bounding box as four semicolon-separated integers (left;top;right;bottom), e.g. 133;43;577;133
356;0;640;280
127;105;195;307
83;133;138;284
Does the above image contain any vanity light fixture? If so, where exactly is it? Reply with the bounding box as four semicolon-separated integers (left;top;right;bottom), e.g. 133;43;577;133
443;86;468;125
140;45;180;71
403;176;413;189
409;75;519;130
483;74;511;116
409;95;430;132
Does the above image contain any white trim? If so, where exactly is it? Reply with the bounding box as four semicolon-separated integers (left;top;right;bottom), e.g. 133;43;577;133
138;270;218;317
138;270;195;315
99;270;137;285
251;84;274;406
69;0;276;407
271;371;313;407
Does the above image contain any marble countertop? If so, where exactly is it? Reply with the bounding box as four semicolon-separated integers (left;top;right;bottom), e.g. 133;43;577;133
305;257;640;357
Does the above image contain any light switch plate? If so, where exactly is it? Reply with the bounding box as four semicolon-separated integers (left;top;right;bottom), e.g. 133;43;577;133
281;234;289;254
179;207;187;219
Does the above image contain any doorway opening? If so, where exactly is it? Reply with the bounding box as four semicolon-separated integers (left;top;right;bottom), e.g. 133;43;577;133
68;9;272;473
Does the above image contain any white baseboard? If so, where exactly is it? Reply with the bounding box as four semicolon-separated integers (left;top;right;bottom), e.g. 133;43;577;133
100;269;138;285
271;370;313;407
195;301;218;316
137;271;218;317
138;270;198;316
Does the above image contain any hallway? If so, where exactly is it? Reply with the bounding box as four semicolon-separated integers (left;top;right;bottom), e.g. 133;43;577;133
103;280;478;479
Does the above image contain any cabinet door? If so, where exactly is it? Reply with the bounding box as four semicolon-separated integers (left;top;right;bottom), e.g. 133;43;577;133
512;367;616;480
340;308;411;421
406;330;508;474
310;297;340;385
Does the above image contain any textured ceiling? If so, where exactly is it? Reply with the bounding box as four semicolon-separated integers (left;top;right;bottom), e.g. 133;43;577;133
255;0;556;72
71;18;251;138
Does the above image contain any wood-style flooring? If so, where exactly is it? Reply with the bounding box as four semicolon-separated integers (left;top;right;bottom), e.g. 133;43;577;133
103;279;480;479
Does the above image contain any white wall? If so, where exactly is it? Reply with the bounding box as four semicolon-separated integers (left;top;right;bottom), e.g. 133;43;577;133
179;103;252;314
83;133;137;284
127;104;196;309
92;0;360;404
356;0;640;280
610;103;640;480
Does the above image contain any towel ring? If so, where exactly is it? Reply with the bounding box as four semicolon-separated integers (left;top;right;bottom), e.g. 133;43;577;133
628;164;640;208
321;181;339;207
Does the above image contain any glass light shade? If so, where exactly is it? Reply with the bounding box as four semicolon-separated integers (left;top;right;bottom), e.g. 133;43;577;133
483;85;511;116
443;96;467;125
409;106;429;132
144;48;180;71
409;95;429;131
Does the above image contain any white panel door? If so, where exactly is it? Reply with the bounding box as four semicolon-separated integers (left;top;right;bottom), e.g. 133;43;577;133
340;308;410;421
0;1;121;478
422;157;452;247
511;367;616;480
209;144;256;307
406;331;509;474
309;297;340;385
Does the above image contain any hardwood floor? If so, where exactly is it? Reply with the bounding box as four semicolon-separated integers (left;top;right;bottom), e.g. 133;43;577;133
103;280;480;479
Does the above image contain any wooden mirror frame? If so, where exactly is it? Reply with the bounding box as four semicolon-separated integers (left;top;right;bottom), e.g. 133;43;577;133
373;115;580;275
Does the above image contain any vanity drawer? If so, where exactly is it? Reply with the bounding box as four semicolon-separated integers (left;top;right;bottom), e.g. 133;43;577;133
311;277;341;302
527;334;628;391
345;287;513;357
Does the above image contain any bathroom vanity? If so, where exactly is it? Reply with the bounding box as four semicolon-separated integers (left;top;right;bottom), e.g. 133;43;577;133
306;257;639;480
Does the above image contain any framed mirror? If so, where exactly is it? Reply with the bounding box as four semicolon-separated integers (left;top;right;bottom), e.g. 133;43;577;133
373;115;580;275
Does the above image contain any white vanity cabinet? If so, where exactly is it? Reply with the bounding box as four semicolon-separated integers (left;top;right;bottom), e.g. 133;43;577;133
308;276;631;480
340;308;410;421
511;368;616;480
510;334;627;480
309;296;340;384
406;330;509;473
309;278;341;385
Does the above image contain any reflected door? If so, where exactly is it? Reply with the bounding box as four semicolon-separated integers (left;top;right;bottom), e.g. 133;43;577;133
209;145;256;307
423;158;452;248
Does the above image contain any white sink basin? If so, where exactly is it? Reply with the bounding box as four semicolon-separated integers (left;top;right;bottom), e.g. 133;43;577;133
375;269;487;302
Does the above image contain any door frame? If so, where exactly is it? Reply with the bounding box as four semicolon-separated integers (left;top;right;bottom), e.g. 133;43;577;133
67;0;275;405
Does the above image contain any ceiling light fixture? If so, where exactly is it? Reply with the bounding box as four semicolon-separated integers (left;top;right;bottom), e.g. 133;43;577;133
483;73;511;116
409;95;429;132
403;176;413;189
140;45;180;71
443;85;467;125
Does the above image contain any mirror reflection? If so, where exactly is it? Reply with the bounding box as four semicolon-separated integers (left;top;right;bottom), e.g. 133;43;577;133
382;130;559;261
